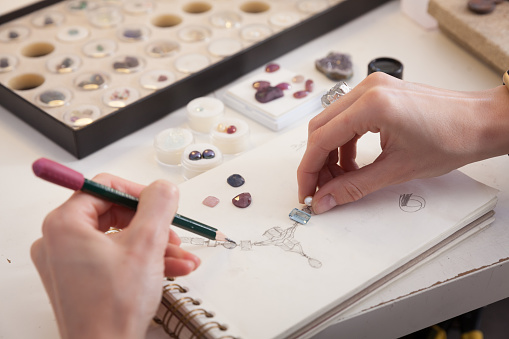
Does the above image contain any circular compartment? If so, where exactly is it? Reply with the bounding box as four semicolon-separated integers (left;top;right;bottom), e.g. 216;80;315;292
46;54;82;73
269;11;301;28
240;23;272;42
82;39;117;58
8;73;45;91
112;55;145;73
0;25;30;42
146;40;180;58
181;143;223;179
21;42;55;58
154;127;194;165
296;0;329;14
117;24;150;42
210;118;250;154
74;72;109;90
103;87;140;108
208;38;242;57
57;26;89;42
63;104;101;127
240;1;270;13
123;0;155;14
177;25;211;42
210;11;242;29
140;69;175;90
186;96;224;133
151;14;182;28
66;0;97;13
174;53;210;74
0;55;19;73
88;6;123;28
32;11;65;27
183;2;212;14
35;88;72;107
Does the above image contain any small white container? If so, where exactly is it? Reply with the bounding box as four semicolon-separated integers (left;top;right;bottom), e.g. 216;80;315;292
186;97;224;133
181;143;223;179
154;128;194;165
210;118;250;154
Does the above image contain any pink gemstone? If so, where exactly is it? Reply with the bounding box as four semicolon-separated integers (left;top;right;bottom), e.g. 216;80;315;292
293;90;308;99
226;125;237;134
232;192;252;208
265;63;280;73
275;82;291;90
305;79;314;92
202;196;220;208
292;75;304;83
157;75;168;82
253;80;270;90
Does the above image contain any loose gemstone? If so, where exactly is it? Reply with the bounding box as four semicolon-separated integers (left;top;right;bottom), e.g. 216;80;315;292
96;44;104;52
44;16;54;26
226;125;237;134
232;192;252;208
202;149;215;159
125;56;139;68
202;196;220;208
276;82;291;90
0;58;9;68
68;28;79;36
292;75;304;83
293;90;308;99
468;0;496;14
189;150;202;160
157;75;168;82
305;79;314;92
217;123;227;132
253;80;270;90
265;63;280;73
227;174;245;187
315;52;353;80
40;90;66;105
78;73;105;90
8;31;19;39
124;29;142;39
255;86;284;103
57;57;73;71
289;208;312;225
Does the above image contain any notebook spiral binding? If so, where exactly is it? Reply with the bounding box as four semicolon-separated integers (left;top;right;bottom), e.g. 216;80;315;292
154;279;238;339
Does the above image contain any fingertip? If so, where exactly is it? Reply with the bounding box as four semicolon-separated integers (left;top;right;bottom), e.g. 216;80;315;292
312;194;337;214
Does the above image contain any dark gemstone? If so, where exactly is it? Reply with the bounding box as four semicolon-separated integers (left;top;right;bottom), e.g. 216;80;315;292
124;29;142;39
8;31;19;39
113;61;127;70
253;80;270;90
227;174;245;187
293;90;308;99
40;90;65;104
232;192;251;208
468;0;496;14
57;57;73;70
265;63;280;73
315;52;353;80
157;75;168;82
226;125;237;134
189;150;202;160
125;56;139;68
91;74;105;85
44;16;54;26
0;58;9;68
305;79;314;92
202;149;215;159
255;86;284;103
276;82;290;90
96;44;104;52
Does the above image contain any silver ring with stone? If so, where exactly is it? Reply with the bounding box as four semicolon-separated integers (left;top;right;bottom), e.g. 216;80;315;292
321;82;352;108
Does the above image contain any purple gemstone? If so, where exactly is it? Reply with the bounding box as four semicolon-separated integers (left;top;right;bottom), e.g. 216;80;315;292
189;150;202;160
315;52;353;80
276;82;291;90
8;31;19;40
226;125;237;134
305;79;314;92
255;86;284;103
293;90;308;99
124;29;142;39
265;63;280;73
227;174;245;187
202;149;215;159
232;192;252;208
253;80;270;90
157;75;168;82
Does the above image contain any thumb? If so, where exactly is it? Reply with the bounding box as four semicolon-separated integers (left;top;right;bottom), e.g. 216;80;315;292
311;160;397;214
124;180;179;251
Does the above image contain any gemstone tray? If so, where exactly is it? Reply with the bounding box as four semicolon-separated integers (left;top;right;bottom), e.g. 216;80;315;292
0;0;390;158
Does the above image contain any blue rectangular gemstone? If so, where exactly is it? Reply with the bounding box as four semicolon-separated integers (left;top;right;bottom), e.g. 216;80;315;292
289;208;312;225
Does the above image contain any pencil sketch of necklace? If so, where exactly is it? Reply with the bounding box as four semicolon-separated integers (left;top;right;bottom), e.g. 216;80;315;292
180;206;323;269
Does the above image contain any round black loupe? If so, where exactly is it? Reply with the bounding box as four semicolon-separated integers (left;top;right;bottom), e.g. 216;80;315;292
367;57;403;79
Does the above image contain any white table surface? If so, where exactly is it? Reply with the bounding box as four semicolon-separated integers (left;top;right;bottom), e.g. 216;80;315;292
1;1;508;339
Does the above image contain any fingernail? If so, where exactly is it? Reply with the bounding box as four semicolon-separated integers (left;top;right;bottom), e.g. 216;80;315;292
186;260;196;271
189;256;201;270
314;194;336;214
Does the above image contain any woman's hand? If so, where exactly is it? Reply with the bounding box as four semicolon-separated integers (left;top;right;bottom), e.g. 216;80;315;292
298;72;509;214
31;174;200;339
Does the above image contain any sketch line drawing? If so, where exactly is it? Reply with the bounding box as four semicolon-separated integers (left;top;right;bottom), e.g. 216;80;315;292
399;193;426;212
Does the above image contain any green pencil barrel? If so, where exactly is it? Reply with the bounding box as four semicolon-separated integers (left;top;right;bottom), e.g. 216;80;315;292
82;179;139;210
173;213;217;240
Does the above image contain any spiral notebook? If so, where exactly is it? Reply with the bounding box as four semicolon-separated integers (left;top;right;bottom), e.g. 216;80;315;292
154;124;498;339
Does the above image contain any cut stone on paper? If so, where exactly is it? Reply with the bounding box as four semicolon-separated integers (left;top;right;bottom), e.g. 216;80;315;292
289;208;312;225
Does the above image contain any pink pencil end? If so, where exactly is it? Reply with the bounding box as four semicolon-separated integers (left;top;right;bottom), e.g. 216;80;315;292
32;158;85;191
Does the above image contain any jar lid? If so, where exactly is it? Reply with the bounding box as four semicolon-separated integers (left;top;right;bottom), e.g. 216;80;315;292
367;57;403;79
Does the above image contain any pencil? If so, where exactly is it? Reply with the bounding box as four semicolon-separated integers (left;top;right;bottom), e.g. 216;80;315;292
32;158;235;243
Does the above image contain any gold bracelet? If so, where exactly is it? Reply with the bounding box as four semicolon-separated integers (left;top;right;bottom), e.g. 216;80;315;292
503;70;509;91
